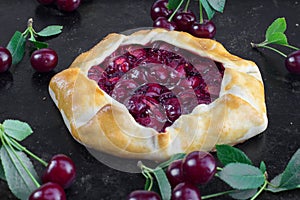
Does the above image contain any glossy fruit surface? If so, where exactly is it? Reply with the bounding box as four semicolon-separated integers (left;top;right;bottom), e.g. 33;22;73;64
166;159;185;188
127;190;161;200
189;20;216;39
0;47;12;73
285;50;300;74
56;0;81;12
30;48;58;72
153;17;177;31
172;182;201;200
182;151;216;184
150;0;172;21
174;10;196;31
37;0;55;5
42;154;76;189
29;182;66;200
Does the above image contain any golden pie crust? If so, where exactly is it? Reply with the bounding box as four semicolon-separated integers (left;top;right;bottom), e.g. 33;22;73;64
49;28;268;161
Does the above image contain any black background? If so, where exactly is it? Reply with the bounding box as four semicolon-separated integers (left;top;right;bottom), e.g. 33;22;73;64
0;0;300;199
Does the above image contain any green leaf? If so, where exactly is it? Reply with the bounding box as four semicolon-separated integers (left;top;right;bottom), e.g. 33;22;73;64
153;167;171;200
279;149;300;189
267;32;288;45
218;163;265;190
266;17;287;41
36;25;63;37
200;0;216;20
158;153;186;169
29;38;49;49
0;146;39;200
6;31;26;65
0;159;6;181
167;0;182;10
216;145;253;166
207;0;226;13
3;120;33;141
266;173;300;193
259;161;266;173
229;189;257;200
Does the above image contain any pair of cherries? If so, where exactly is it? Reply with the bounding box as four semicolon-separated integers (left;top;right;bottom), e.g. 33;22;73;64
151;0;216;39
37;0;81;12
128;151;217;200
29;154;76;200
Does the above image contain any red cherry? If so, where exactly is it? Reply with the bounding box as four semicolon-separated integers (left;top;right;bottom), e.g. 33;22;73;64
56;0;81;12
189;20;216;39
150;0;172;21
153;17;177;31
172;182;201;200
0;47;12;73
30;48;58;73
285;50;300;74
127;190;161;200
166;159;185;188
42;154;76;189
174;10;196;31
29;182;66;200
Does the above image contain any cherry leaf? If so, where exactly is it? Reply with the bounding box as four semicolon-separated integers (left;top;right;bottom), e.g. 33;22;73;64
0;146;39;200
6;31;26;65
216;144;253;166
36;25;63;37
3;120;33;141
267;32;288;45
167;0;182;10
218;163;265;190
0;159;6;181
207;0;226;13
200;0;216;20
229;189;257;200
259;161;266;173
153;167;171;200
28;38;49;49
265;17;287;41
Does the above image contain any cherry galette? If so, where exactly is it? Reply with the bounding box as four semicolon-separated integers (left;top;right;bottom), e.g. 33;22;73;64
49;29;267;160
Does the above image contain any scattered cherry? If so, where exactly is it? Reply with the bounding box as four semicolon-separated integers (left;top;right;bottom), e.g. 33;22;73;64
56;0;81;12
166;159;185;188
285;50;300;74
30;48;58;73
189;20;216;39
29;182;66;200
153;17;177;31
37;0;55;5
0;47;12;73
172;182;201;200
182;151;216;185
174;10;196;31
150;0;172;21
42;154;76;189
127;190;161;200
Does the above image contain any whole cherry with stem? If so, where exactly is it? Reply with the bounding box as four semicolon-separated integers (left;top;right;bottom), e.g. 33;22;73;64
173;0;196;31
189;0;216;39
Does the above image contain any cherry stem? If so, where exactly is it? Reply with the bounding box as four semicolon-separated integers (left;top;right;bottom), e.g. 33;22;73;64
138;161;154;191
184;0;190;12
202;189;237;199
168;0;185;22
250;179;268;200
282;44;300;51
9;137;48;167
217;167;223;171
251;42;287;58
1;134;41;188
199;0;204;24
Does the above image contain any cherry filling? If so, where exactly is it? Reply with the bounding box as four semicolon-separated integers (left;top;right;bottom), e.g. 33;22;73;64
88;42;224;132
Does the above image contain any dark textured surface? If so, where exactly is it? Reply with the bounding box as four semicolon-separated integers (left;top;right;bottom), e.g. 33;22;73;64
0;0;300;199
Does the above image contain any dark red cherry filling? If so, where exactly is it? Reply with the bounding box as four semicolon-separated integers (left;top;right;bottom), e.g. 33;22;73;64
88;42;224;132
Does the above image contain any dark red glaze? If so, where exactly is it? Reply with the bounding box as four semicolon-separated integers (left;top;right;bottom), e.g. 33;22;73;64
189;20;216;39
127;190;161;200
174;10;196;31
42;154;76;189
285;50;300;74
29;182;66;200
56;0;81;12
30;48;58;72
0;47;12;73
37;0;55;5
150;0;172;21
87;42;224;132
172;182;201;200
153;17;177;31
166;159;185;188
182;151;216;185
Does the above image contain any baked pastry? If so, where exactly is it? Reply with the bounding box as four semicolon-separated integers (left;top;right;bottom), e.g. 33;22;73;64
49;28;268;161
